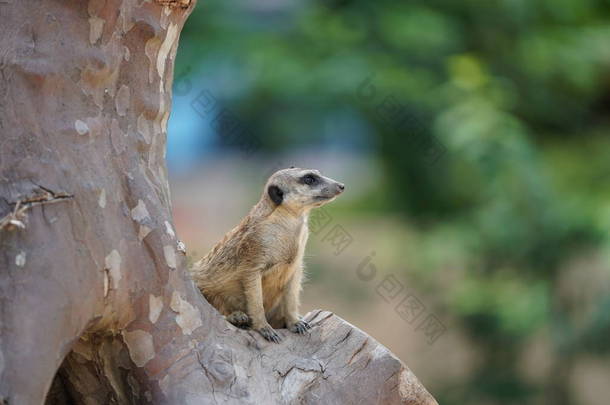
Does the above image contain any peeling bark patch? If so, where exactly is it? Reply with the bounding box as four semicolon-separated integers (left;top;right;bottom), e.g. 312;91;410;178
163;245;176;269
160;7;171;30
15;251;26;267
138;225;152;241
123;330;155;367
177;240;186;255
164;220;175;238
131;199;150;222
159;374;170;396
103;271;109;297
137;114;152;143
88;16;105;44
98;189;106;208
149;295;163;324
79;64;119;109
155;0;192;8
110;118;126;154
156;23;179;79
144;37;162;84
160;110;170;132
116;85;130;116
170;292;202;335
105;250;122;289
75;120;90;135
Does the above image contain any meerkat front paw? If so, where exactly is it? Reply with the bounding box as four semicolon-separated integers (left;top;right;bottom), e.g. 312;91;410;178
288;319;311;334
226;311;251;329
258;325;282;343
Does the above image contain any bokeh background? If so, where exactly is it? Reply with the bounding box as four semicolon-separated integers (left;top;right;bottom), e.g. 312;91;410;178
167;1;610;404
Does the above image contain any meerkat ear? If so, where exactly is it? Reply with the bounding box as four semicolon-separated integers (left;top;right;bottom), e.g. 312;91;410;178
268;185;284;205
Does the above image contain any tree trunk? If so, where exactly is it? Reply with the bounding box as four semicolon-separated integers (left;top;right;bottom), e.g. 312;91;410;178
0;1;438;404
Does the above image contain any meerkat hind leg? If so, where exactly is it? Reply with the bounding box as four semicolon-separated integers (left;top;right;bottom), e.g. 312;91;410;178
244;274;282;343
281;270;311;334
226;311;251;329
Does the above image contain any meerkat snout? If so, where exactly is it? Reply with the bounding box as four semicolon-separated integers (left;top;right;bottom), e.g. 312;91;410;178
190;167;345;343
319;182;345;199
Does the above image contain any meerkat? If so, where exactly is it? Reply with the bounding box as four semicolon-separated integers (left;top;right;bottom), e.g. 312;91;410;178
190;168;345;342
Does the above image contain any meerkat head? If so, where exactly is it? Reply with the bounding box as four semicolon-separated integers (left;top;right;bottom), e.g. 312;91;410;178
265;167;345;213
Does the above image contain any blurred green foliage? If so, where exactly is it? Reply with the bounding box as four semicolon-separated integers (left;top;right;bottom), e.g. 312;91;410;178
176;1;610;403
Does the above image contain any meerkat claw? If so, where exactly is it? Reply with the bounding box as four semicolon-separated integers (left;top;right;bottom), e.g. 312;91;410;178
259;326;282;343
289;320;311;334
226;311;251;329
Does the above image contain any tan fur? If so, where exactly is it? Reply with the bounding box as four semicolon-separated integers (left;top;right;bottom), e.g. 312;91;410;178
190;168;344;340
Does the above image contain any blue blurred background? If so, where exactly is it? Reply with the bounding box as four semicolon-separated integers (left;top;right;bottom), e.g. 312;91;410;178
167;1;610;404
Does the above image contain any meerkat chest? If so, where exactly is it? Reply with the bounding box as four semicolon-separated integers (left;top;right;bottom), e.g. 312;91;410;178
261;217;308;289
264;215;309;266
286;216;309;266
293;219;309;264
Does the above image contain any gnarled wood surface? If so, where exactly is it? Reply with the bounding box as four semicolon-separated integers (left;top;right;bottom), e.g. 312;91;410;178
0;1;438;404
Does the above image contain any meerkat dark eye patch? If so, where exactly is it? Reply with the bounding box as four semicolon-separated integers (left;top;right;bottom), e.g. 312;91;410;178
300;174;318;186
268;185;284;205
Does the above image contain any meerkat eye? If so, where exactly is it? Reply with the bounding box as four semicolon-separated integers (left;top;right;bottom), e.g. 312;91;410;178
302;174;317;185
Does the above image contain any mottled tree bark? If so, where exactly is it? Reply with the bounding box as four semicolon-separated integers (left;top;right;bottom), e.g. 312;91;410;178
0;1;437;404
